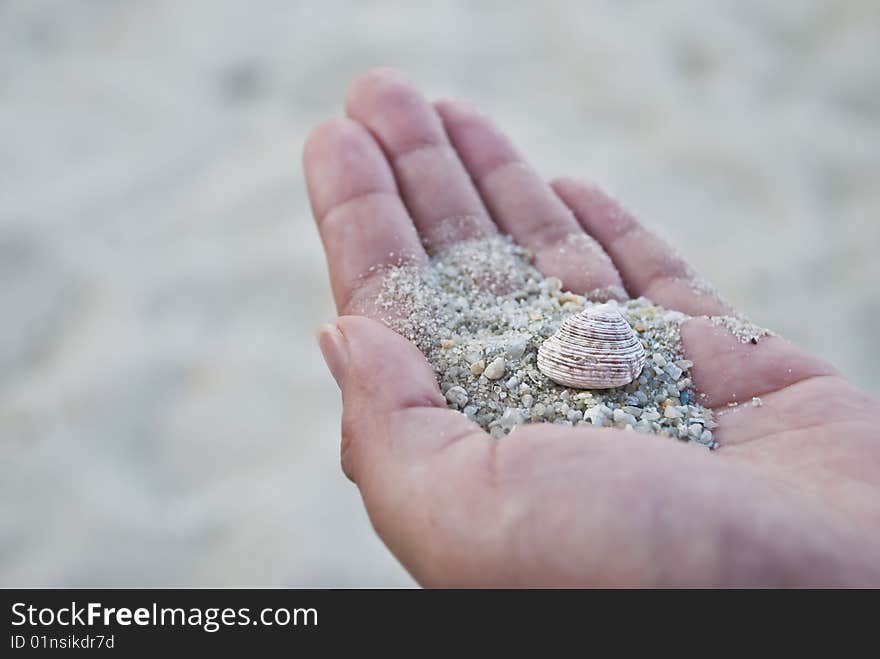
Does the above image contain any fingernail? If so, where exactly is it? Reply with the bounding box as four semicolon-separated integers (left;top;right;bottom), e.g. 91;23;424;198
317;322;349;388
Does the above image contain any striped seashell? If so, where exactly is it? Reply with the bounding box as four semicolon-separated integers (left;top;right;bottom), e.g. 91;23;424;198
537;304;646;389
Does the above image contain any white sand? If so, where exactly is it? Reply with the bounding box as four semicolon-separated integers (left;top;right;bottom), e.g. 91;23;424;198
1;0;878;586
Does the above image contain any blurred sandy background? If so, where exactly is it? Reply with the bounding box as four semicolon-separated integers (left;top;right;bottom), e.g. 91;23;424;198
1;0;878;586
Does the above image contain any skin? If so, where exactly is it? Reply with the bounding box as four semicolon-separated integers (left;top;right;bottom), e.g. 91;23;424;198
303;68;880;587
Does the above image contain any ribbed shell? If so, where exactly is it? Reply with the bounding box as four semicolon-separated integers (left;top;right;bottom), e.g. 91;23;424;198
537;304;646;389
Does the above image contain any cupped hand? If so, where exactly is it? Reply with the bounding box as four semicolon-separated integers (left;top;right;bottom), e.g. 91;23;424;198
303;69;880;587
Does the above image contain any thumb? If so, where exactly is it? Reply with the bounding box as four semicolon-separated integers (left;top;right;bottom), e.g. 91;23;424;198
317;314;443;408
316;315;478;481
316;315;496;584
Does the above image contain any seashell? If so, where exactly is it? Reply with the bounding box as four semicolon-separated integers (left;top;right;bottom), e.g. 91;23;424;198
537;304;646;389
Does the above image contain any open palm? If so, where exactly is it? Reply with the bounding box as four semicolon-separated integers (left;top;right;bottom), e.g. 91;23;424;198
304;69;880;586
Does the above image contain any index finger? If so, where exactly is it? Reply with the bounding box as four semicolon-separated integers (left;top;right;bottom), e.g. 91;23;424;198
303;117;427;315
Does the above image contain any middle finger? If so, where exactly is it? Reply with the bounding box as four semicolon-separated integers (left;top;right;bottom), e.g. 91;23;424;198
345;68;498;253
435;99;626;301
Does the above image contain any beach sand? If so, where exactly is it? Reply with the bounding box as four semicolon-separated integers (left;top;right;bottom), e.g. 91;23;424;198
1;0;878;586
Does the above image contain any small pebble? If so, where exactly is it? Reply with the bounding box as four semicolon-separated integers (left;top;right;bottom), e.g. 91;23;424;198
470;359;485;376
445;386;469;408
543;277;562;292
652;353;667;367
585;406;607;426
613;409;637;426
500;407;525;431
559;292;584;305
664;405;683;419
464;350;483;365
507;339;528;360
484;357;507;380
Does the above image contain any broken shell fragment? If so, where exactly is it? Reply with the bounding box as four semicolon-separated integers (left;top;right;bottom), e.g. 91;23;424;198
537;304;646;389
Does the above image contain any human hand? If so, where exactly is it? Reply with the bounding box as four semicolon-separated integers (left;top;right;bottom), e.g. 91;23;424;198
303;69;880;587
